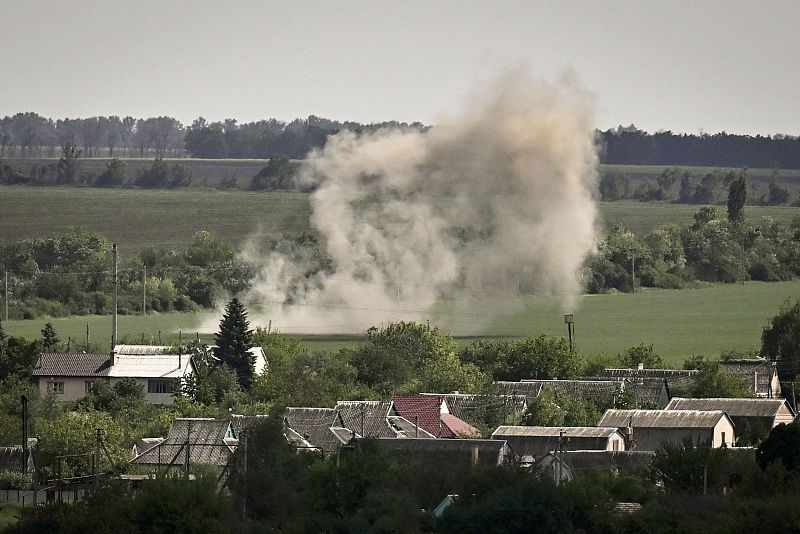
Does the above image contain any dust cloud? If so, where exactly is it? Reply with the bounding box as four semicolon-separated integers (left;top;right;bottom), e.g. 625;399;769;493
245;69;600;334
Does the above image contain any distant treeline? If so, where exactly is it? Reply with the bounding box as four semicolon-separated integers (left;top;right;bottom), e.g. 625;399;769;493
600;126;800;169
2;112;799;168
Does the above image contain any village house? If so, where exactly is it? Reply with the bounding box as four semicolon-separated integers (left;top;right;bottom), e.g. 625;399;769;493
495;379;621;405
390;395;481;438
130;418;238;471
665;397;795;442
283;407;354;456
719;358;780;398
419;393;528;428
335;400;435;439
491;426;627;464
32;349;194;404
598;409;736;450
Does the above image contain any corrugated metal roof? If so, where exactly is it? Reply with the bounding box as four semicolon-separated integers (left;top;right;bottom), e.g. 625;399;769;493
492;426;621;439
665;397;792;418
131;418;236;467
419;393;527;428
441;413;480;437
107;354;192;378
114;345;172;355
392;395;452;438
284;407;345;453
33;353;111;377
335;401;397;438
497;380;621;401
598;409;726;428
601;368;698;379
372;437;511;466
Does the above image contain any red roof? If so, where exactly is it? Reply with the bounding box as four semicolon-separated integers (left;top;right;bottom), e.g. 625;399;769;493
391;395;478;438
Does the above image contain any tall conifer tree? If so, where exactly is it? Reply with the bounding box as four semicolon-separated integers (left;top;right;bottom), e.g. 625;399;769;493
213;298;255;389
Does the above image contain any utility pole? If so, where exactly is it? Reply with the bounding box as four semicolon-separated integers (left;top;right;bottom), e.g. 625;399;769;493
112;244;118;347
4;271;8;322
631;255;636;293
21;395;28;478
95;429;102;491
143;265;147;316
564;314;574;352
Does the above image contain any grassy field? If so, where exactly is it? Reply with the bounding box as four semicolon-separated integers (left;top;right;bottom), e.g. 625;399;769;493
0;502;20;530
5;280;798;367
0;186;312;254
1;186;798;255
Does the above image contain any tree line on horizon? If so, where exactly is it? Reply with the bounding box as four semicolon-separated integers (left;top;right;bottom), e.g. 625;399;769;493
2;112;800;169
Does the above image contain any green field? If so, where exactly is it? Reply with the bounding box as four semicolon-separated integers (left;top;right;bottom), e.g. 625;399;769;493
2;186;798;255
5;280;798;366
0;502;20;530
0;186;312;254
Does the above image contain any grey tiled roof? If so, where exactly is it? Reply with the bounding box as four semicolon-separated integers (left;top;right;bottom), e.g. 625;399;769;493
497;380;621;402
600;368;698;380
131;418;237;467
598;409;727;429
580;376;670;407
32;353;111;377
335;401;397;438
284;407;346;453
372;437;511;466
420;393;527;428
665;397;792;418
491;426;623;458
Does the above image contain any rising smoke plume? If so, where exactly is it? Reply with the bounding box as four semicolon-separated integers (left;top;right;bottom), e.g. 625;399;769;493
245;69;600;334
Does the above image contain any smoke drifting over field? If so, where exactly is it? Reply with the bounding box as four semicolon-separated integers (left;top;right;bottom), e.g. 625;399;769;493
247;70;600;334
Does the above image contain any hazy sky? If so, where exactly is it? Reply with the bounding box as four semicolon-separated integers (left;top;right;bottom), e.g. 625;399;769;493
2;0;798;135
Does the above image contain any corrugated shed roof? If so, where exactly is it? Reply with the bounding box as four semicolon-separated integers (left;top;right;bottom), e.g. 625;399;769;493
540;450;653;474
492;426;621;439
284;407;345;453
114;345;172;355
392;395;451;438
372;437;511;466
492;426;624;458
601;368;699;380
498;380;621;401
665;397;793;418
580;376;670;407
335;401;397;438
0;446;27;472
598;409;726;429
387;416;436;438
441;413;481;437
131;418;236;467
230;414;269;436
419;393;527;427
32;353;111;377
107;354;192;378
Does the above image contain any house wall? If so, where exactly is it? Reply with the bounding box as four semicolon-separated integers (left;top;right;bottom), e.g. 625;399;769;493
36;376;104;402
607;434;626;452
108;377;177;404
713;418;736;447
774;404;795;426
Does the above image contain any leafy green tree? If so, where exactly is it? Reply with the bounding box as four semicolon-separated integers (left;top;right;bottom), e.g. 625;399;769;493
598;171;630;201
56;143;81;184
689;359;752;398
650;437;730;494
522;386;601;426
181;342;241;405
213;297;254;390
617;343;664;369
768;176;790;205
350;321;458;395
756;423;800;471
0;321;41;380
727;173;747;222
461;335;579;381
761;299;800;384
251;156;297;190
40;322;59;351
94;157;127;187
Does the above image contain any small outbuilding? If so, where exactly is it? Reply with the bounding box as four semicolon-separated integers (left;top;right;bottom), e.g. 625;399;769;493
491;426;626;464
665;397;795;442
598;409;736;450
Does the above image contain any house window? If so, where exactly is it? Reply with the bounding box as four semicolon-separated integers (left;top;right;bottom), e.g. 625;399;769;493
147;379;175;394
613;440;619;452
85;381;96;393
47;381;65;394
721;431;726;447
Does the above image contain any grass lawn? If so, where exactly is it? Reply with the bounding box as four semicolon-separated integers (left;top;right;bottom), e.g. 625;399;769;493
6;280;799;367
0;502;20;530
